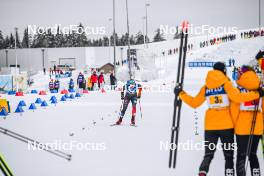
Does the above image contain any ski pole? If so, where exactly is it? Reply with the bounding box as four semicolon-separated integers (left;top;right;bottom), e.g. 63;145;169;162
0;154;14;176
138;99;143;119
0;126;72;161
119;99;124;113
245;99;259;173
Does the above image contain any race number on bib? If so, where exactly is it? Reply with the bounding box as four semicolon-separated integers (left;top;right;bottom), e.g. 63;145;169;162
205;86;229;108
209;95;223;105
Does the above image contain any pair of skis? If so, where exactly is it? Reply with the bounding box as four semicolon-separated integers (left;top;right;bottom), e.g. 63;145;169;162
169;21;189;169
110;124;137;127
0;154;13;176
0;126;72;161
111;96;143;127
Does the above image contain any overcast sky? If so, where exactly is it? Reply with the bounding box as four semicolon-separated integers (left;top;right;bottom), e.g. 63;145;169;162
0;0;263;39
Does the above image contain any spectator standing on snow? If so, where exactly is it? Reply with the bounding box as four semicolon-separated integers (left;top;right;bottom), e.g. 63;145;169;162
77;72;85;89
82;78;87;90
49;79;54;92
98;72;105;89
91;71;98;90
87;76;92;91
228;59;232;67
110;73;117;90
231;65;264;176
231;59;235;67
54;79;60;92
43;68;46;75
69;78;74;90
49;68;52;78
53;65;56;73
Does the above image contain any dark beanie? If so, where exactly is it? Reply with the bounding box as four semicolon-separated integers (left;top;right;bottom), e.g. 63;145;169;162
213;62;226;74
255;50;264;60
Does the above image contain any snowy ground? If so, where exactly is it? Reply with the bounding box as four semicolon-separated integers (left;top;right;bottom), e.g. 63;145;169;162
1;37;264;176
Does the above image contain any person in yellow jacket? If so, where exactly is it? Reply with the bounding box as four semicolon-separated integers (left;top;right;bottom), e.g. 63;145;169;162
87;76;92;91
177;62;263;176
230;65;264;176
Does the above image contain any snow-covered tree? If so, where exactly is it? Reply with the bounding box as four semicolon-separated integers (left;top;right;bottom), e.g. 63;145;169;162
153;28;166;42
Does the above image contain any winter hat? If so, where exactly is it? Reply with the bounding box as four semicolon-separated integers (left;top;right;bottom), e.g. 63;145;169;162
255;50;264;60
213;62;226;74
238;65;254;76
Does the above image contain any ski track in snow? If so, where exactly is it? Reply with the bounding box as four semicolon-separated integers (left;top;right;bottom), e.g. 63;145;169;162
1;37;264;176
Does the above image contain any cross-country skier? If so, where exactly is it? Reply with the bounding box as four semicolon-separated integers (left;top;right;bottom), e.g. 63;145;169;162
231;65;264;176
176;62;263;176
115;79;142;126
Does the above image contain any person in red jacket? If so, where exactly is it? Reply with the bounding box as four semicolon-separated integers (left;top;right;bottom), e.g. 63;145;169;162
98;72;105;88
91;71;98;90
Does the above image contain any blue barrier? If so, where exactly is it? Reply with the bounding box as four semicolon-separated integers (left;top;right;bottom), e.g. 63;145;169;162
60;96;66;101
50;89;58;93
70;94;75;99
31;90;38;94
29;103;37;110
75;93;81;98
0;108;8;116
50;96;57;101
18;100;26;107
64;94;70;99
8;91;16;95
41;100;48;107
68;89;75;93
51;99;58;104
15;106;24;113
35;98;42;104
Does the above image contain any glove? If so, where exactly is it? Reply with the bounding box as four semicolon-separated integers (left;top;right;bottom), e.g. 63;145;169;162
121;92;124;100
174;84;182;96
137;93;141;99
257;87;264;97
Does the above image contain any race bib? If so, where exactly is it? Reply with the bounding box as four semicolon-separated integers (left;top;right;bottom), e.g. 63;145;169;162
206;86;229;108
238;86;262;111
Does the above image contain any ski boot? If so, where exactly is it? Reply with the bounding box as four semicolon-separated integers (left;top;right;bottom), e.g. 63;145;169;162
198;171;206;176
115;117;123;125
130;115;136;126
